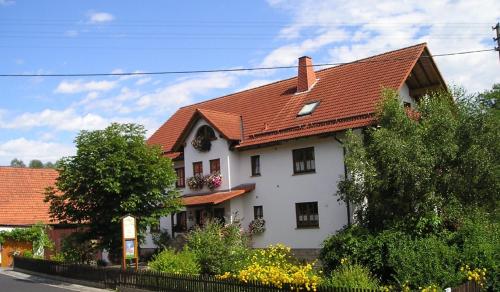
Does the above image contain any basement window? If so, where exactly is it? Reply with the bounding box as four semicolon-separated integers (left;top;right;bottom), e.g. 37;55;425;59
297;101;319;116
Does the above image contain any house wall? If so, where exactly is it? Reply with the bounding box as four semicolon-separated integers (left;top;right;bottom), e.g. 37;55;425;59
151;130;350;250
399;83;416;107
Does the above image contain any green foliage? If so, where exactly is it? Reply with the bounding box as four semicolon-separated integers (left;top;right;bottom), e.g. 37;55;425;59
151;228;172;251
185;220;251;275
10;158;25;167
148;249;200;275
338;89;500;231
451;211;500;289
44;123;181;254
387;235;461;289
323;262;380;290
0;223;53;253
29;159;44;168
58;232;97;264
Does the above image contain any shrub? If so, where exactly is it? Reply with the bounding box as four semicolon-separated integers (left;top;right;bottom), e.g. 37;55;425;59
219;244;321;291
322;261;380;290
59;232;96;264
22;250;34;258
387;235;462;289
148;249;200;275
186;220;251;275
451;212;499;289
151;228;172;251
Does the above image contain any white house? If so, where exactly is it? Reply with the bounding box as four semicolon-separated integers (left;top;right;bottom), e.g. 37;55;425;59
144;43;446;257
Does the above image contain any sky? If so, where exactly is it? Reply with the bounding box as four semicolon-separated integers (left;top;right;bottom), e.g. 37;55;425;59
0;0;499;165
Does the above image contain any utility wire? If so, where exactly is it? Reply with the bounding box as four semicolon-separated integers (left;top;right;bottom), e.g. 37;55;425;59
0;48;495;78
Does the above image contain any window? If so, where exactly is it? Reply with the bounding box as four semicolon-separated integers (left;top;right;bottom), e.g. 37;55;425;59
196;125;216;141
210;159;220;174
254;206;263;219
292;147;315;174
295;202;319;228
175;167;185;188
213;208;225;224
193;161;203;176
251;155;260;176
403;102;412;108
297;101;319;116
175;211;187;232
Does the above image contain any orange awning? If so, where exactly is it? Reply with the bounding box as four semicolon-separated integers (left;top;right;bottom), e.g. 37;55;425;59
182;184;255;206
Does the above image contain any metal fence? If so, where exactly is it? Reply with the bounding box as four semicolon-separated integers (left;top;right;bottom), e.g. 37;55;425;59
13;256;375;292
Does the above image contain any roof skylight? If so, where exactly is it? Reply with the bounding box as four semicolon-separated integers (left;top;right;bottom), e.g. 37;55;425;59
297;101;319;116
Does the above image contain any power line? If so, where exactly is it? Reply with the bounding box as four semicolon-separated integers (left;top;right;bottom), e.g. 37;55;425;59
0;48;495;78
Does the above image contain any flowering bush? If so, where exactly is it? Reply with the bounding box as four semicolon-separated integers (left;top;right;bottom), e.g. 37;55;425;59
187;175;205;190
191;136;211;152
205;172;222;190
460;265;487;288
218;244;321;291
248;218;266;235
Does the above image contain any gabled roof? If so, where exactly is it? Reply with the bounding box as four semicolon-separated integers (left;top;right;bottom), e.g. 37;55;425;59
0;167;58;226
148;43;445;153
172;108;242;151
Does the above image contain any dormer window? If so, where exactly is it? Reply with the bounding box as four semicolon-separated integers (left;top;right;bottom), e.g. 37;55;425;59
297;101;319;117
191;125;216;152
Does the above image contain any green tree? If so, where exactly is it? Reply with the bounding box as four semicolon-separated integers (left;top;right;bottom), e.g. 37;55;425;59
338;89;499;232
10;158;26;167
29;159;44;168
44;161;55;168
478;83;499;120
45;123;181;255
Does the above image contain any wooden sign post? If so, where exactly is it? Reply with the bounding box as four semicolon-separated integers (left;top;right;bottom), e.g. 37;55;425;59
121;215;138;271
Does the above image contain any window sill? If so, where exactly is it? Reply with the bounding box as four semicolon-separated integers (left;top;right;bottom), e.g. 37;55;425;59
250;174;261;177
292;171;316;176
295;226;320;230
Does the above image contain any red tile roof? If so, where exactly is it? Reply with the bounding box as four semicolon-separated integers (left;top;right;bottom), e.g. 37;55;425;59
182;184;255;206
148;43;428;152
0;167;58;226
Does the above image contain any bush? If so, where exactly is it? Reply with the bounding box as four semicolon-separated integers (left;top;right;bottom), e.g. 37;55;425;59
219;244;321;290
387;235;462;289
148;249;200;275
185;220;251;275
320;226;404;279
59;232;96;264
322;261;380;290
451;212;499;290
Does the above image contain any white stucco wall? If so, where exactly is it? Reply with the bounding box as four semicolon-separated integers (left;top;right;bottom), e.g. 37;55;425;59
399;83;416;107
144;118;351;250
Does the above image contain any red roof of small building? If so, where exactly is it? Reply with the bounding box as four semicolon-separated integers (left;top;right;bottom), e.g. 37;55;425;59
0;167;58;226
148;43;442;153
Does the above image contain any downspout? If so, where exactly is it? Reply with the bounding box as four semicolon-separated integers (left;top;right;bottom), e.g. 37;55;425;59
227;155;232;191
334;134;352;226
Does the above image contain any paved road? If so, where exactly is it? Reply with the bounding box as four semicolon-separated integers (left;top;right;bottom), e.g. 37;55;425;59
0;273;74;292
0;269;107;292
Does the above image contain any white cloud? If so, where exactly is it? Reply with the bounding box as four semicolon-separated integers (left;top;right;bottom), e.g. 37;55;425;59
0;0;14;6
135;77;152;86
64;30;79;37
54;80;117;94
87;11;114;24
0;138;74;165
1;108;109;131
267;0;500;92
136;72;237;111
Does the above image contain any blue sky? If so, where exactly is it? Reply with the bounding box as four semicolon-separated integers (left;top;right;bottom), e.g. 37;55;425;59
0;0;499;165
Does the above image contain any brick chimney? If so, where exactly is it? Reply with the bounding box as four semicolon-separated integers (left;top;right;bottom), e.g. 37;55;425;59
297;56;316;93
